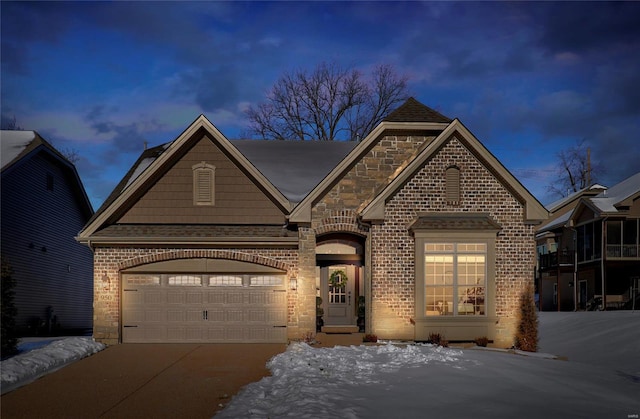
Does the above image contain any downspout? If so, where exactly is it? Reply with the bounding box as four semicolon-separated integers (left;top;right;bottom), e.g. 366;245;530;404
601;218;607;310
572;228;577;311
568;222;578;311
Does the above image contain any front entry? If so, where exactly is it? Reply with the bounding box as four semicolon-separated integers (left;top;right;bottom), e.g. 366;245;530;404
315;234;365;331
320;266;356;325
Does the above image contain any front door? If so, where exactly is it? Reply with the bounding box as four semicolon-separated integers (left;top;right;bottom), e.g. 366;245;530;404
322;266;355;325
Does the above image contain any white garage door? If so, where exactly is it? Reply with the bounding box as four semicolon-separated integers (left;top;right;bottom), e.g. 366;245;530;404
122;273;287;343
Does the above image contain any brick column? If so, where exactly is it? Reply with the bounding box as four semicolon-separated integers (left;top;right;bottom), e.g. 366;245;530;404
296;227;317;338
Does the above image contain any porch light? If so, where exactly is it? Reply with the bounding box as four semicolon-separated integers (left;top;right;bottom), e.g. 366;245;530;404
289;277;297;291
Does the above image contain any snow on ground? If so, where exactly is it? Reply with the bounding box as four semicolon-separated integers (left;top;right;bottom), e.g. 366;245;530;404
0;337;105;395
1;312;638;417
217;311;640;418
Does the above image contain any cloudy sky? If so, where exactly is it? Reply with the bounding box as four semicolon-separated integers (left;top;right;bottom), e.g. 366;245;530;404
2;1;639;209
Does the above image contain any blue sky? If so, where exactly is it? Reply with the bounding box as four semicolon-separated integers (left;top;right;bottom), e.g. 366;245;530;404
2;1;639;210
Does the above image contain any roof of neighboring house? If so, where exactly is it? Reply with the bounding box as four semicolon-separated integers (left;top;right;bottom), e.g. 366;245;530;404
383;97;452;123
587;171;640;213
545;184;607;212
1;130;94;216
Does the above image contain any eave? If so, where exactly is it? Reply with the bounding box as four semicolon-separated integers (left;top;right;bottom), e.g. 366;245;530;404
77;235;299;249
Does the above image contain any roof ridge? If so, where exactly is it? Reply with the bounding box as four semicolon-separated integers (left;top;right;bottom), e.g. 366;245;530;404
383;97;452;123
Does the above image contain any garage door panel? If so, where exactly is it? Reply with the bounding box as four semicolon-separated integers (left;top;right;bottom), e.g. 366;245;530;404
207;291;225;304
208;308;225;322
144;309;165;322
167;290;184;304
166;309;184;322
226;309;244;322
122;272;287;343
145;290;165;304
186;292;203;304
226;291;244;304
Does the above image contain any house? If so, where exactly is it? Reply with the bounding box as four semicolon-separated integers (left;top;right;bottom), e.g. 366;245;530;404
537;172;640;311
1;130;94;335
536;184;607;311
77;98;547;347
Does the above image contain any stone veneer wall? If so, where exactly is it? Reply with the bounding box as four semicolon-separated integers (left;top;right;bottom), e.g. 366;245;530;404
370;136;536;347
92;247;298;345
307;134;433;336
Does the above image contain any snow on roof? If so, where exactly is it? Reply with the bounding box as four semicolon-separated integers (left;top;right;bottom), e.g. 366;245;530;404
231;140;358;203
123;157;156;190
1;130;36;169
588;172;640;213
545;183;607;212
537;209;572;234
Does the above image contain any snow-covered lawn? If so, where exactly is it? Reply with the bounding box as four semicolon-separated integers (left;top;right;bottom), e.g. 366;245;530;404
217;311;640;418
2;312;639;418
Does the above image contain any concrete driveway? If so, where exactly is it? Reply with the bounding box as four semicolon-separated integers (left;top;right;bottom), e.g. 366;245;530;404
1;343;286;419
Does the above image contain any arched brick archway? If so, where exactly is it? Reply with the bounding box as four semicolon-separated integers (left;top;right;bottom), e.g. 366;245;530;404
117;249;291;272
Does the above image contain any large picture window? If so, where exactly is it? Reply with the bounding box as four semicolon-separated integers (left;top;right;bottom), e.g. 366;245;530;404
424;243;486;316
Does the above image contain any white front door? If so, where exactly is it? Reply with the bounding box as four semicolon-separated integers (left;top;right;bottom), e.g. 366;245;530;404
322;266;355;325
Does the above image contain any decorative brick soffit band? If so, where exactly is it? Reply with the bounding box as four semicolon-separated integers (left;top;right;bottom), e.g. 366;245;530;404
117;249;291;271
314;210;369;236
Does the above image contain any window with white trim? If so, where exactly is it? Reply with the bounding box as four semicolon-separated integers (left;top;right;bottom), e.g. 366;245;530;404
192;162;215;206
422;242;488;316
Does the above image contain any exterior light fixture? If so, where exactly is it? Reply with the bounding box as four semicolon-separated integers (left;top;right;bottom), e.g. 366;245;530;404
289;277;297;291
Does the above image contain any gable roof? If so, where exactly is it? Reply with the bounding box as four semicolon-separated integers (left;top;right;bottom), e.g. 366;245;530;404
288;99;452;223
537;184;608;234
383;97;452;123
359;119;548;223
571;171;640;219
1;130;94;216
78;115;293;240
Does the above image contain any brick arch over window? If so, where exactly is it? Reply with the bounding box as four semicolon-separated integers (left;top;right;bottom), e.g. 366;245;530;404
117;249;290;271
314;210;369;236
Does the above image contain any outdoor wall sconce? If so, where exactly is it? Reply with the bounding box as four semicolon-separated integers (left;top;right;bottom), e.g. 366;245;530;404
289;277;297;291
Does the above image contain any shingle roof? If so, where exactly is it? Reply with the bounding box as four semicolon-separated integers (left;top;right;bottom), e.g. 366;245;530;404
383;97;452;123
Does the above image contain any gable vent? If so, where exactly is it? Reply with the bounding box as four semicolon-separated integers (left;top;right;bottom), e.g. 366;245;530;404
445;165;460;205
192;162;216;206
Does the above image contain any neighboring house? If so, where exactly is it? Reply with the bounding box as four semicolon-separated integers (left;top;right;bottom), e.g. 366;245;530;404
77;98;547;347
537;172;640;311
536;184;607;311
1;130;94;335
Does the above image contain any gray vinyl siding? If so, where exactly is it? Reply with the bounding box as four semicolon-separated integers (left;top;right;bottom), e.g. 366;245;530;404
1;151;93;334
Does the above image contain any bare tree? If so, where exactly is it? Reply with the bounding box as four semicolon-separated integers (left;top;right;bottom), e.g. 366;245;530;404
547;140;601;197
1;115;23;130
246;62;409;141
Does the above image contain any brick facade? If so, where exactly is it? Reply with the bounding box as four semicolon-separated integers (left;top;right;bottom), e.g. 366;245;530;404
92;247;298;345
85;106;544;347
369;137;535;346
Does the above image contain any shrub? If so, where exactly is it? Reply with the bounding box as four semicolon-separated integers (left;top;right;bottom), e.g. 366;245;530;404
363;334;378;343
1;257;19;358
474;336;489;347
514;283;538;352
428;332;449;347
